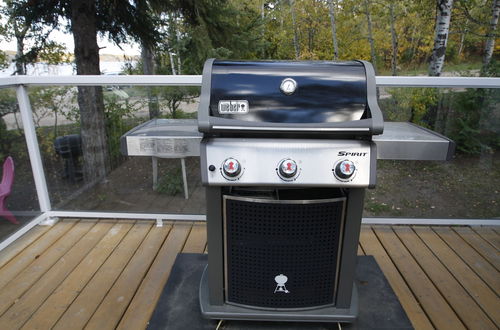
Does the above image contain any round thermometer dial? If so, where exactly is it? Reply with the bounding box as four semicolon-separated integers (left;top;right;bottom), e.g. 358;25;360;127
280;78;297;95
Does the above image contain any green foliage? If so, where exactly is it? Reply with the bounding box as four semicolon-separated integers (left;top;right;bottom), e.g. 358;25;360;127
36;41;70;65
0;50;9;69
0;89;22;161
481;58;500;77
5;0;499;75
9;0;162;50
384;79;499;155
155;167;183;195
1;1;70;74
162;108;197;119
154;0;266;75
448;87;500;154
157;86;198;118
103;91;139;168
385;88;439;127
27;87;76;157
29;86;75;130
0;88;18;119
446;61;500;154
0;118;11;161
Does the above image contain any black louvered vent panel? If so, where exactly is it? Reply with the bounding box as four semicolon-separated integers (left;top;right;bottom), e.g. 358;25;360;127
224;196;344;309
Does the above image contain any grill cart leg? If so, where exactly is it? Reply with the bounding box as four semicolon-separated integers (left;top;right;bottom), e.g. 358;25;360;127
205;187;224;305
181;158;189;199
336;188;365;308
152;156;158;190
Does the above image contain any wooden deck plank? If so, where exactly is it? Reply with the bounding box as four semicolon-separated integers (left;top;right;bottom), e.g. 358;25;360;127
471;226;500;250
182;222;207;253
373;226;465;330
53;221;153;330
1;221;498;330
414;226;500;326
21;221;135;330
453;227;500;271
357;244;364;255
0;221;116;328
394;226;496;329
117;223;192;330
433;226;500;294
0;220;96;316
0;221;76;290
359;226;434;330
84;224;173;330
0;225;51;269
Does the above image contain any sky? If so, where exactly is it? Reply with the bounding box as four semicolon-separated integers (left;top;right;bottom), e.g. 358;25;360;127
2;29;141;56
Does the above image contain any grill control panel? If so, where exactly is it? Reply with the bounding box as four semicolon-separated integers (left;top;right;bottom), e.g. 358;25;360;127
202;138;375;187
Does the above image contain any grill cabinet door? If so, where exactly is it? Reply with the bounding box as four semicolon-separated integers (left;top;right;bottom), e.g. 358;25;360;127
224;195;345;309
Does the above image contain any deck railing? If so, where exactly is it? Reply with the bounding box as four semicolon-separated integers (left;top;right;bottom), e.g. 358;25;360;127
0;75;499;250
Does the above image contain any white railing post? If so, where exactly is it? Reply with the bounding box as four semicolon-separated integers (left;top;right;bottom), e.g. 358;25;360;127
16;85;52;213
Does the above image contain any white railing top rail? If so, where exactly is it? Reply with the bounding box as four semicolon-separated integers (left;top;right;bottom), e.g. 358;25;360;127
0;75;499;88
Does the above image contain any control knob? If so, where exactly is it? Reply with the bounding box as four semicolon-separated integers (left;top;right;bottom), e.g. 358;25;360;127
278;159;298;179
334;160;356;180
222;158;241;178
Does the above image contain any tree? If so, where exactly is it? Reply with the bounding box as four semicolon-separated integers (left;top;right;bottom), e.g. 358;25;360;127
0;51;8;70
13;0;160;182
388;1;398;75
141;45;160;119
327;0;339;60
125;0;265;119
363;0;377;72
428;0;454;76
165;0;266;73
290;0;300;59
482;0;499;71
1;0;65;75
69;1;110;180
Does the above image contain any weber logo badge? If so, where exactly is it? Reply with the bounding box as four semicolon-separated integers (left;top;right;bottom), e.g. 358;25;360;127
218;100;249;114
274;274;290;293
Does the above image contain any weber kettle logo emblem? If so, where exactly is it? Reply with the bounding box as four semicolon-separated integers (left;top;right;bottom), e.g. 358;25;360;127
274;274;290;293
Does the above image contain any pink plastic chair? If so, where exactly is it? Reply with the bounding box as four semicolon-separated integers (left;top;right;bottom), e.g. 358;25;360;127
0;157;19;224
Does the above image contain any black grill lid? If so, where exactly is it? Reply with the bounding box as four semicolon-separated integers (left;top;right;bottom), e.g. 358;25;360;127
198;59;383;138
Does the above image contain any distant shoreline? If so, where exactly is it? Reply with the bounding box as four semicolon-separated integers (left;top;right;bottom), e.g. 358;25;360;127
0;60;137;77
1;50;140;63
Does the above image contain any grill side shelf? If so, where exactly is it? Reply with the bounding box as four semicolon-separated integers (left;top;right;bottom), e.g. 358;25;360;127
120;119;202;158
373;122;455;161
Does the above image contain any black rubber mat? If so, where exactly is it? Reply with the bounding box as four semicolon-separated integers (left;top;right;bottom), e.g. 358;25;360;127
147;254;412;330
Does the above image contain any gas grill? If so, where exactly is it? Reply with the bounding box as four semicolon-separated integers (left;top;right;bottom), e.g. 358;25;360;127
196;59;454;323
119;59;455;324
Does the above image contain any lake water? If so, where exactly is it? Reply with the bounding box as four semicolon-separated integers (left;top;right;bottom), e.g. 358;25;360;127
0;61;132;76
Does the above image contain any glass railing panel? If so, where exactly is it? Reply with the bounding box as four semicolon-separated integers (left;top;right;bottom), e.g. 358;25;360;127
0;87;41;241
29;85;204;215
366;87;499;219
21;82;499;220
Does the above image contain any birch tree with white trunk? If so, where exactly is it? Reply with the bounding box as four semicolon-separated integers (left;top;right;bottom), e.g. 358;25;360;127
363;0;377;72
428;0;454;76
290;0;300;59
327;0;339;60
389;1;398;75
482;0;499;70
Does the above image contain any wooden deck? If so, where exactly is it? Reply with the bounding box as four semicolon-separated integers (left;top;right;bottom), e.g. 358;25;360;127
0;219;498;329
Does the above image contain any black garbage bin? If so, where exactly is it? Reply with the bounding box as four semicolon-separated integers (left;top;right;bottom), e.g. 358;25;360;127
54;134;83;182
